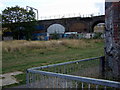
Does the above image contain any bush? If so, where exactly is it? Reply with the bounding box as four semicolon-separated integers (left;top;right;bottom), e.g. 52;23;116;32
93;33;103;39
50;33;59;40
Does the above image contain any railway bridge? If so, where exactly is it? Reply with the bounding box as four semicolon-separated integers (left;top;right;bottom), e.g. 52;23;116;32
36;15;105;33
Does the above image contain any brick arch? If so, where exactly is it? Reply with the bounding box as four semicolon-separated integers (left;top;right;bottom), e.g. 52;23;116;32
69;22;88;33
91;20;105;32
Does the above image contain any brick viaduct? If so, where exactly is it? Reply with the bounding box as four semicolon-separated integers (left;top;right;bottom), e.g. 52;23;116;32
2;15;105;34
36;15;105;33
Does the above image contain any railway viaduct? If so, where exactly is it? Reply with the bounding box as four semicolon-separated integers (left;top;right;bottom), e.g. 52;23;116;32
2;15;105;35
35;15;105;33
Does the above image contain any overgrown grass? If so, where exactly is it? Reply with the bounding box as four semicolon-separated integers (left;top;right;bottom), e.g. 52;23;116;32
2;39;103;52
2;39;104;87
2;39;104;73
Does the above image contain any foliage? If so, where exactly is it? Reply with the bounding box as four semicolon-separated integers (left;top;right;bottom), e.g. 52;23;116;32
11;21;37;40
2;5;37;40
93;32;103;39
2;5;36;24
50;33;59;40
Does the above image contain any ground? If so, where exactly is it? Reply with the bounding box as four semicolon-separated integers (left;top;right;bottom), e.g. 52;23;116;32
0;71;23;86
2;39;104;87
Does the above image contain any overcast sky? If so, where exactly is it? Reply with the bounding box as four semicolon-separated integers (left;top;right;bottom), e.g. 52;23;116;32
0;0;105;20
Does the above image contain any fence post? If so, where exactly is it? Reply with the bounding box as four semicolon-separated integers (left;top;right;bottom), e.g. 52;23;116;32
99;56;105;78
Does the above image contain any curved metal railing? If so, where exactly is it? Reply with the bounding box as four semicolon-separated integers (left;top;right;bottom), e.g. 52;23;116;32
26;56;120;88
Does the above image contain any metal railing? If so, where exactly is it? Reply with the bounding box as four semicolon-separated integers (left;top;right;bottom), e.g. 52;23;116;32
39;13;104;20
26;56;120;88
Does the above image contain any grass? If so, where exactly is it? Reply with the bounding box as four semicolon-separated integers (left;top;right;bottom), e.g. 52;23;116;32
2;39;104;87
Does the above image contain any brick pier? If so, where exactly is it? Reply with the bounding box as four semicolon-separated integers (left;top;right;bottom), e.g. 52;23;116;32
105;1;120;80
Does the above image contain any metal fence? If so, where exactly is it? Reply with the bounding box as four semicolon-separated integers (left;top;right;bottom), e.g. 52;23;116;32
39;13;104;20
26;56;120;88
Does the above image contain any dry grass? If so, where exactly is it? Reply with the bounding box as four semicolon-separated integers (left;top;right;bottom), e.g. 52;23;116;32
2;39;104;87
2;39;103;52
60;39;93;48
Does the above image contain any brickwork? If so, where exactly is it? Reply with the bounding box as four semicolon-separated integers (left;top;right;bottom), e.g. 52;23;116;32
36;16;105;33
69;22;87;33
105;2;120;80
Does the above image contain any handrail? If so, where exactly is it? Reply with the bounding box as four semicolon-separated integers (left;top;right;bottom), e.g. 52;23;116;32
27;56;120;88
27;70;120;88
28;56;103;70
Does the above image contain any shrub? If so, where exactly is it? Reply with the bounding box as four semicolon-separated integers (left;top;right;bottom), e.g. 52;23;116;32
93;33;103;39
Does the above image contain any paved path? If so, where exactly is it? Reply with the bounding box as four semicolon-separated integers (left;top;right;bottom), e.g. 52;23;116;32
0;71;23;86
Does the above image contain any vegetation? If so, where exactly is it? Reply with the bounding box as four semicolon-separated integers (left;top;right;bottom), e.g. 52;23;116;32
2;5;37;40
2;39;104;87
2;5;36;24
93;32;103;39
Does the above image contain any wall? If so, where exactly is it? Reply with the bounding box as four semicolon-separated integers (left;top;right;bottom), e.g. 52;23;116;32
69;22;87;33
105;2;120;80
37;16;105;33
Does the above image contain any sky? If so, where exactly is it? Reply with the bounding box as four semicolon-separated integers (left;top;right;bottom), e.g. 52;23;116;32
0;0;105;20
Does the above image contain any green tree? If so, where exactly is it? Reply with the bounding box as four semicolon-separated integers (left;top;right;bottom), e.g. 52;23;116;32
2;6;37;40
2;5;36;24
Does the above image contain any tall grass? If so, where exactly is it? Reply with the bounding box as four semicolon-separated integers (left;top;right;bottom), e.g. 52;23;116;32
2;39;103;52
2;39;104;87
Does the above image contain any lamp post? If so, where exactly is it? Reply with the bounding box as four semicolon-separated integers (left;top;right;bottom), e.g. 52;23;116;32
26;6;39;20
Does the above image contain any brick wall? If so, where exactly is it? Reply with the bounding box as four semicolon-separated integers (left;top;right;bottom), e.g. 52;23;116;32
105;2;120;80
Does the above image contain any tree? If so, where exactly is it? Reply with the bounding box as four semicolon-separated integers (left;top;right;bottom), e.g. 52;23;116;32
9;21;37;40
2;5;36;24
2;6;37;40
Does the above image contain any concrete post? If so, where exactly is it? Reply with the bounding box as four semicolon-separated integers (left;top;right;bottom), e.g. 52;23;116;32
105;1;120;81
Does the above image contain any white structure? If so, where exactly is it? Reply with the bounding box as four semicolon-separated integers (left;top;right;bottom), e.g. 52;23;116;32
47;24;65;34
65;32;77;34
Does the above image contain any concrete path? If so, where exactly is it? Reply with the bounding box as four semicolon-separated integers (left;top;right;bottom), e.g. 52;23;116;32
0;71;23;86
